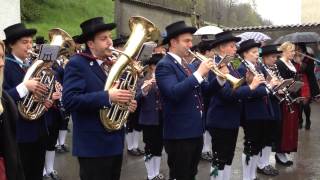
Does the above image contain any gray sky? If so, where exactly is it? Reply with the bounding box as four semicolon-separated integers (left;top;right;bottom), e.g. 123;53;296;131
238;0;301;25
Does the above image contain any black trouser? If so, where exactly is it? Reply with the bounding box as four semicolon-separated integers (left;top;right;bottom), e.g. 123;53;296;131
143;125;163;156
18;136;47;180
262;121;277;148
46;120;60;151
208;128;239;170
59;112;71;130
78;155;123;180
164;137;203;180
126;112;142;132
243;121;268;157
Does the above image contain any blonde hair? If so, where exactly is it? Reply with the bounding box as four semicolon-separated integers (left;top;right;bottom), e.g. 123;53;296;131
279;41;295;52
0;40;4;52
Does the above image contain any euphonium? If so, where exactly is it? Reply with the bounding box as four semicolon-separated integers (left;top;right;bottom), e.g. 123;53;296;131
100;16;160;131
18;28;75;120
187;50;245;90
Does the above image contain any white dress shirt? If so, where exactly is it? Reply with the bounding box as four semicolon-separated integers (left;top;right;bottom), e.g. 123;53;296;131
13;54;29;98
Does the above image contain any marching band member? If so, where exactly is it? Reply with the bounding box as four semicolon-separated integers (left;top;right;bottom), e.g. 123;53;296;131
196;40;216;162
256;45;282;176
237;39;276;180
206;32;263;180
137;53;164;180
43;64;65;179
62;17;137;180
156;21;225;180
3;23;52;180
294;43;320;130
275;42;300;166
0;40;25;180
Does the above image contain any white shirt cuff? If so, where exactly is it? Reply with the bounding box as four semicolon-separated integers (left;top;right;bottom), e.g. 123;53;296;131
217;77;226;86
193;71;204;84
141;84;148;96
16;83;29;98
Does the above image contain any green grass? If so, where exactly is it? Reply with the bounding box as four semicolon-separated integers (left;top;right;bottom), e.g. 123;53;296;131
25;0;115;39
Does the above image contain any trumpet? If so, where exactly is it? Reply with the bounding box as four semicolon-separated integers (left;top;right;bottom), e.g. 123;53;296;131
187;49;245;90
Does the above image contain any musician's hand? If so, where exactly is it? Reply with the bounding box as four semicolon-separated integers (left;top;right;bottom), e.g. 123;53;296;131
269;77;279;88
43;99;53;111
128;100;137;112
196;59;214;77
142;78;156;93
249;74;265;90
24;78;48;97
245;71;254;84
108;81;133;104
219;64;229;74
51;92;61;101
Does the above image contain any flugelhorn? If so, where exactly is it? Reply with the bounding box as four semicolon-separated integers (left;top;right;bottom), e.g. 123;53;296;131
187;49;245;90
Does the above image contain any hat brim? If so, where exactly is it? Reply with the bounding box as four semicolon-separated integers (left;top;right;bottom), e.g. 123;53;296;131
162;27;197;45
237;42;261;54
261;50;282;56
211;36;241;47
78;23;116;44
5;28;37;43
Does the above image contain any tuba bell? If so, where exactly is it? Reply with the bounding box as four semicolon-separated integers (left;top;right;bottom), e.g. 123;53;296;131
100;16;160;131
18;28;75;120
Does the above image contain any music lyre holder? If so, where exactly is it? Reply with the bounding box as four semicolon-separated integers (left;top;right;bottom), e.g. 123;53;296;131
38;44;61;61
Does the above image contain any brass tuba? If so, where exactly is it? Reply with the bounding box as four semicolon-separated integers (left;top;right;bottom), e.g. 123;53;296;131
18;28;75;120
188;50;245;90
100;16;160;131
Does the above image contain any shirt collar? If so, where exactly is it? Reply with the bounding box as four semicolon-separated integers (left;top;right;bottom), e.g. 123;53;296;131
12;54;24;64
168;52;182;65
245;59;255;69
96;59;103;66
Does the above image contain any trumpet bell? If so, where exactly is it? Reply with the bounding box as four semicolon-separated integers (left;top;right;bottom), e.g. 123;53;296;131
225;74;245;90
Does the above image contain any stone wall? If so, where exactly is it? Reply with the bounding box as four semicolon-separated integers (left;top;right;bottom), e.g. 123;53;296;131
0;0;21;40
115;0;192;37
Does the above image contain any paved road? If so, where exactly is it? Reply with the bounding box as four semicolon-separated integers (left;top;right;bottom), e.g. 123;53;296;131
54;103;320;180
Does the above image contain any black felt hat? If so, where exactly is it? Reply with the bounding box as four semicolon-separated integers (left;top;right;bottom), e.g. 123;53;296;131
260;45;282;56
78;17;116;44
162;21;197;45
4;23;37;44
211;31;241;47
237;39;261;54
113;35;128;47
143;53;163;66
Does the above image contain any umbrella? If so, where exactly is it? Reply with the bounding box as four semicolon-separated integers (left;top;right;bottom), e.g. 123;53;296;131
194;25;223;36
274;32;320;44
237;32;271;44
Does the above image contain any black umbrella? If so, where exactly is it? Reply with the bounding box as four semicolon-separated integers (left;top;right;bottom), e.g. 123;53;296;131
274;32;320;44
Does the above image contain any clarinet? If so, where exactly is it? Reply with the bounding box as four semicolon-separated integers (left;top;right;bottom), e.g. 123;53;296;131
236;55;274;92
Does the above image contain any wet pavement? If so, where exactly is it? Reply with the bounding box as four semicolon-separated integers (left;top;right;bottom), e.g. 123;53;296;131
54;103;320;180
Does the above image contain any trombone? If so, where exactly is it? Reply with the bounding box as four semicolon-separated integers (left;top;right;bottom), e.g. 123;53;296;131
187;49;245;90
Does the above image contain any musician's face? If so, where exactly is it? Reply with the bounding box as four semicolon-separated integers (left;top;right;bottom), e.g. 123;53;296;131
221;41;237;56
10;36;33;60
205;49;215;58
263;54;278;66
89;30;113;59
244;47;259;63
171;33;193;57
284;47;295;59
